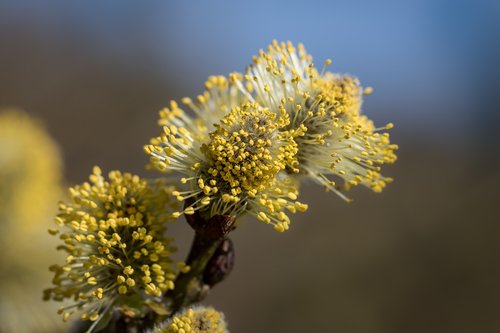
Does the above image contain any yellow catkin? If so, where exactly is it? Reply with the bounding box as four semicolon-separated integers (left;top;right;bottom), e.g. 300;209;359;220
149;306;228;333
145;96;306;231
44;167;185;330
233;41;397;201
0;109;65;333
0;109;62;232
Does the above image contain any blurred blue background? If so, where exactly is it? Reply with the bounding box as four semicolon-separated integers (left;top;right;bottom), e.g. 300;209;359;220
1;0;500;332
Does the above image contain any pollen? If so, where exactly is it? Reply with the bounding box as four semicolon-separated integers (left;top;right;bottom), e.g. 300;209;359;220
202;102;288;195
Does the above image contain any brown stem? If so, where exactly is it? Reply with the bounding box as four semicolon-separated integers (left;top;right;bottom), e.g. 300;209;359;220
166;214;236;314
167;232;224;313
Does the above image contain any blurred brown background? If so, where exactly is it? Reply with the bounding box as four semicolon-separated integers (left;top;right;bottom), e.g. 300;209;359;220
1;1;500;332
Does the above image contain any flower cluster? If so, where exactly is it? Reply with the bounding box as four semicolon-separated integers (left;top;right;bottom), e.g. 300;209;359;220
148;306;228;333
236;41;398;199
145;99;305;232
44;41;398;332
44;167;187;330
0;109;64;333
145;41;397;230
0;109;62;233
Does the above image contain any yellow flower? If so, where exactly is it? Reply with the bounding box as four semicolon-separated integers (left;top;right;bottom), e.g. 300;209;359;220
44;167;185;331
202;103;293;199
177;74;249;135
145;75;247;176
0;108;65;333
149;306;228;333
146;101;305;232
232;41;398;200
0;109;62;232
